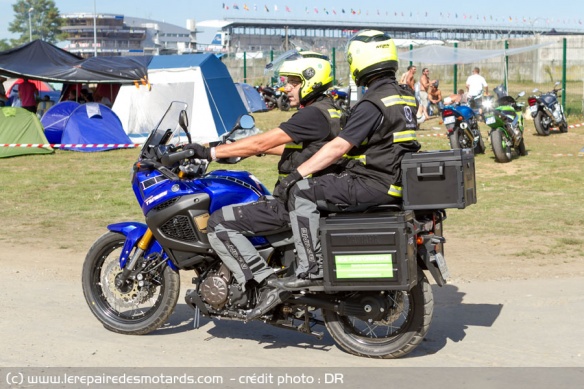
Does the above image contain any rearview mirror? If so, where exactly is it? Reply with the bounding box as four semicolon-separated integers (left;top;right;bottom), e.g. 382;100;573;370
517;91;525;98
239;114;255;130
179;110;191;144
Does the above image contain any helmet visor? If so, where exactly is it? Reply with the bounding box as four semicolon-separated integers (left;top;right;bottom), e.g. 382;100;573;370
345;30;393;53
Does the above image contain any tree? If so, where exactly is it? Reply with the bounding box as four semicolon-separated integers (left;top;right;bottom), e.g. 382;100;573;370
8;0;63;46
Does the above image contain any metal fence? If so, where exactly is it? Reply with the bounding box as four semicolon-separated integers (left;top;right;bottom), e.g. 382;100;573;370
221;35;584;119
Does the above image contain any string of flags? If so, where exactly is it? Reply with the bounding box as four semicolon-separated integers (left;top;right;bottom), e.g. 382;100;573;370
220;3;583;25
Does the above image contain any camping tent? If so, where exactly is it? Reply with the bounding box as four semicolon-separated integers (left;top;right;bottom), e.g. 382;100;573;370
40;101;80;143
235;83;267;113
59;103;131;152
0;107;54;158
112;54;248;144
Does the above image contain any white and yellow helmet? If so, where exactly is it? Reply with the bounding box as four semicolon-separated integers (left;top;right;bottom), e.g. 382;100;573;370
279;57;333;105
346;30;398;87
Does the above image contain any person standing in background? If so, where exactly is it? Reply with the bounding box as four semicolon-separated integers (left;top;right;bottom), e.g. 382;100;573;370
18;78;39;113
0;76;8;106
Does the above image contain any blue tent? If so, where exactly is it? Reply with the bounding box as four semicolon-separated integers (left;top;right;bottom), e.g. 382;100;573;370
235;83;268;113
40;101;80;144
60;103;131;152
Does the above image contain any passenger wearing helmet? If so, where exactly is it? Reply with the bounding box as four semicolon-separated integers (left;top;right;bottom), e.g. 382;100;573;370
270;30;421;289
185;57;342;321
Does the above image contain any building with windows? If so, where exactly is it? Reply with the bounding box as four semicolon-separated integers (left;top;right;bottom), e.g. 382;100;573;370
60;13;198;57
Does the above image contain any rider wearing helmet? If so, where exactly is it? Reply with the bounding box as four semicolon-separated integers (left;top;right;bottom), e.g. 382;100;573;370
270;30;421;290
186;56;342;321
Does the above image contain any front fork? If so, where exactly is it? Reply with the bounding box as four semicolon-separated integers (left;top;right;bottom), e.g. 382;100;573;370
116;229;154;288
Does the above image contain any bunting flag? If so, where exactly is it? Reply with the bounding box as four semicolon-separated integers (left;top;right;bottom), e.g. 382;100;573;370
218;4;584;28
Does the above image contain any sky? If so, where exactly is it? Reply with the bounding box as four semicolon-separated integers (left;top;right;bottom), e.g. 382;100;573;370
0;0;583;44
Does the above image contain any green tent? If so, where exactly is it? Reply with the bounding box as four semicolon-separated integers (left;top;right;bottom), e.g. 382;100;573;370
0;107;54;158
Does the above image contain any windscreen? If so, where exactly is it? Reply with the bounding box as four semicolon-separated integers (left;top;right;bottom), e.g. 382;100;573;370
141;101;188;152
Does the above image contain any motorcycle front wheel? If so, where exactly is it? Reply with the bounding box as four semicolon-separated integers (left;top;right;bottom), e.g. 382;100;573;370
491;128;512;163
323;271;433;359
534;111;550;136
277;95;291;111
559;120;568;133
82;232;180;335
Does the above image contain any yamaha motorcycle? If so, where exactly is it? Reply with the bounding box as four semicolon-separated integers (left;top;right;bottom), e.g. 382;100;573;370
484;87;528;163
82;101;451;359
528;81;568;136
442;103;486;154
256;85;290;111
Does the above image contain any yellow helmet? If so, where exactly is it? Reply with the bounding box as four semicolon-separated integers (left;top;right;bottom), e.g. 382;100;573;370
279;57;333;105
346;30;398;87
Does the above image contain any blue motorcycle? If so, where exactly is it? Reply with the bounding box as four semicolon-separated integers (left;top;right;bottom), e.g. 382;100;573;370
442;100;486;154
82;101;450;359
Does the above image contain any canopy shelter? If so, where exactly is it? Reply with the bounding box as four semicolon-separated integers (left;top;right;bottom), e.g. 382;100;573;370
400;42;555;65
400;41;556;92
0;40;150;84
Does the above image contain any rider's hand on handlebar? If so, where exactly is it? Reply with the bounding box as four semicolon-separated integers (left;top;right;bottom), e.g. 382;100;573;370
273;170;303;204
183;143;212;161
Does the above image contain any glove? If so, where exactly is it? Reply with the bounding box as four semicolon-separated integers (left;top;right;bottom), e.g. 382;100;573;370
273;170;303;204
183;143;212;161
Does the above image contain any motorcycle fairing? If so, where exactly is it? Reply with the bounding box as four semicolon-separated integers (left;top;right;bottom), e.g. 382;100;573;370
451;105;475;121
107;221;177;271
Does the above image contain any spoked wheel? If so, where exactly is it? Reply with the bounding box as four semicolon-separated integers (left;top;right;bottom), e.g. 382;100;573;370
82;232;180;335
534;112;550;136
491;128;512;163
323;271;433;359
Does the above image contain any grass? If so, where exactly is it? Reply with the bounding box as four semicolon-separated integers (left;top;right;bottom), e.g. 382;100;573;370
1;109;583;260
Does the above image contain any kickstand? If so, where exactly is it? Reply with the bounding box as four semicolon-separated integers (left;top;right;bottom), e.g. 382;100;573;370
193;306;200;329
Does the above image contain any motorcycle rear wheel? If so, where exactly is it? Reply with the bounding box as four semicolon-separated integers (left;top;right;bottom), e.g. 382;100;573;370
491;128;512;163
448;131;461;150
517;138;528;156
323;271;433;359
82;232;180;335
476;134;486;154
559;120;568;133
534;112;550;136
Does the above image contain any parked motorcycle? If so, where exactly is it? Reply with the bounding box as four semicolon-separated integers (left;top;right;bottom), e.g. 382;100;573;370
484;86;528;163
256;84;290;111
442;102;486;154
82;101;452;359
528;81;568;135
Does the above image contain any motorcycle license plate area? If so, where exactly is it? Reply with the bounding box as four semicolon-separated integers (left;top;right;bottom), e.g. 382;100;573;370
320;211;417;291
401;149;477;210
530;105;538;114
485;116;496;125
443;116;456;125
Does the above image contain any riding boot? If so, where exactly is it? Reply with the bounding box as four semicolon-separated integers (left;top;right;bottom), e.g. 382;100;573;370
246;276;291;321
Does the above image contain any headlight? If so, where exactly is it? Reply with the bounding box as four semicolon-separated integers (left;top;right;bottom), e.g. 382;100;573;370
482;100;493;109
